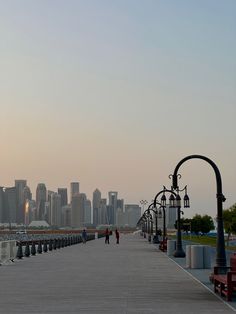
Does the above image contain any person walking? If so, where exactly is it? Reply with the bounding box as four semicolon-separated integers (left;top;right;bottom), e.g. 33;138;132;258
115;229;120;244
105;228;110;244
82;229;87;244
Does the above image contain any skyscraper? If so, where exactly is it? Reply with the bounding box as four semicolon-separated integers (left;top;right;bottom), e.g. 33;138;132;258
36;183;47;220
93;189;101;226
71;193;86;227
84;199;91;225
61;205;72;227
3;187;17;225
125;204;141;227
166;205;177;229
15;180;27;224
23;186;32;202
50;193;61;227
108;191;118;225
23;186;32;224
117;199;124;211
70;182;79;202
58;188;68;207
100;198;107;225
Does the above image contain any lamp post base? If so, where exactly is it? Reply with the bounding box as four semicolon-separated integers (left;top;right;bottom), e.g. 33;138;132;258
173;249;186;258
153;235;160;244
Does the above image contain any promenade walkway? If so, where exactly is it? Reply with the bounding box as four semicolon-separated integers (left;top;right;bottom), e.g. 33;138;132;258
0;233;234;314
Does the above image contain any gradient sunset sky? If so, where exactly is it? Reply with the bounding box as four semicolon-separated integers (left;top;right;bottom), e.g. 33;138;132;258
0;0;235;218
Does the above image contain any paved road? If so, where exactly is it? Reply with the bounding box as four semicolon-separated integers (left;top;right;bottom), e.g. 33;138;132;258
0;234;234;313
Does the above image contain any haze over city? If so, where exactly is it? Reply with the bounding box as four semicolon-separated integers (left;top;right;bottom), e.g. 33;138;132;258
0;0;235;219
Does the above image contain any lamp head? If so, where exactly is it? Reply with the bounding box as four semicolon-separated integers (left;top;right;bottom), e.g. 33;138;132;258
175;194;181;207
161;194;166;207
184;194;190;208
169;194;175;208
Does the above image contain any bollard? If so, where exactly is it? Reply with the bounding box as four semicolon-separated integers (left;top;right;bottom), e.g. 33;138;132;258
49;239;53;251
53;239;57;250
61;238;65;248
64;238;68;247
16;242;23;259
37;241;42;254
31;242;36;256
191;245;204;269
57;238;61;249
185;245;191;268
69;237;72;245
24;242;30;257
167;240;176;257
43;241;48;253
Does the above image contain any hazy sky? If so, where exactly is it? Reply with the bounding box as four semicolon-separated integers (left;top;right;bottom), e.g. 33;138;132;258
0;0;235;218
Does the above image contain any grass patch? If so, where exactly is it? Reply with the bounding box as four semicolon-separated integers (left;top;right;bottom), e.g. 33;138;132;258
171;234;236;251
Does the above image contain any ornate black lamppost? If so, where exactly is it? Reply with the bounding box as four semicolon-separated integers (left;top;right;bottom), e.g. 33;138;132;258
158;206;166;245
137;214;148;238
154;186;189;257
143;209;153;242
146;202;162;244
170;154;226;267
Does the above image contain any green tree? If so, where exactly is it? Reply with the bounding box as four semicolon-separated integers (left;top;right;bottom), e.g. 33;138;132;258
191;214;202;235
191;214;214;235
200;215;214;234
174;218;192;234
223;203;236;245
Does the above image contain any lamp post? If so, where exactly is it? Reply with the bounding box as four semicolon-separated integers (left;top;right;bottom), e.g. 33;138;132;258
143;209;152;242
158;206;166;244
147;202;162;244
154;186;189;257
137;214;148;238
170;154;226;267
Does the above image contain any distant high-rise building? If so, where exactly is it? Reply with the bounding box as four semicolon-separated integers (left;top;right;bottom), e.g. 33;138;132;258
36;183;47;220
84;199;91;225
116;208;126;227
71;193;86;228
166;205;177;229
23;186;32;202
50;193;61;227
108;191;118;225
23;186;32;224
42;201;50;224
106;205;114;225
70;182;80;202
100;198;107;225
93;189;101;226
47;190;54;202
58;188;68;207
24;199;36;225
61;205;72;227
3;187;17;225
125;204;141;227
117;199;124;211
15;180;27;224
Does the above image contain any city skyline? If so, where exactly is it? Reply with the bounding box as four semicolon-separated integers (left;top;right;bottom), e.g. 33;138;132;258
0;1;235;219
0;179;142;228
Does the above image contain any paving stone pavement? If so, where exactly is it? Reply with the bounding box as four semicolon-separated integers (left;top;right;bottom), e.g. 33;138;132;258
0;234;235;314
